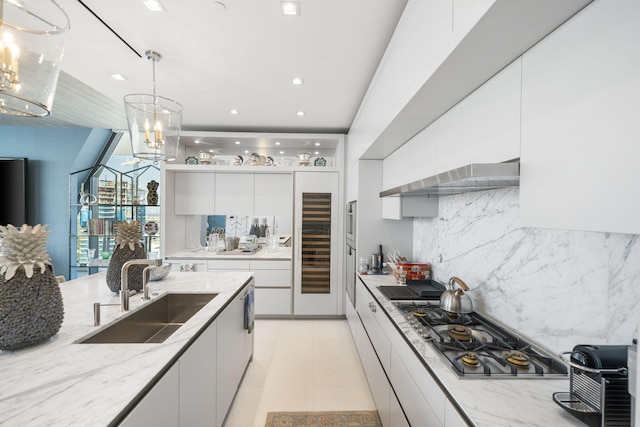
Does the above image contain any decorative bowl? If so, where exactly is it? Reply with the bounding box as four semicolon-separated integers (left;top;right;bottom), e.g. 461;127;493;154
148;263;172;281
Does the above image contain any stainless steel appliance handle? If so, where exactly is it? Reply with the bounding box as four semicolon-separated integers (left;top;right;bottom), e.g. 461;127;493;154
559;351;629;375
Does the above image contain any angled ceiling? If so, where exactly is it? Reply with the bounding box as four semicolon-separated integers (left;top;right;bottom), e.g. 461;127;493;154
0;0;408;137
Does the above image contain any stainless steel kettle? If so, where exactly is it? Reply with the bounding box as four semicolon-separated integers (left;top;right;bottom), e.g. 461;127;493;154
439;277;473;313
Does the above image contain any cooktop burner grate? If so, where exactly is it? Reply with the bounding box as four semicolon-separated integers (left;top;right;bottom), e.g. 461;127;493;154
395;301;567;378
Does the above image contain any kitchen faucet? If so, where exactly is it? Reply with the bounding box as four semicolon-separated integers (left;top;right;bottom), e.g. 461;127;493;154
120;258;163;311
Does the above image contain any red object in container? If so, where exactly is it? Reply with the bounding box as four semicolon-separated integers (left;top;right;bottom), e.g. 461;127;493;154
395;262;431;282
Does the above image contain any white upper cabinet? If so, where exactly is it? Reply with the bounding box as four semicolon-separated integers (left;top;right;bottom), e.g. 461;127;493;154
520;0;640;234
382;57;522;193
174;172;215;215
254;173;292;217
214;173;254;214
435;57;522;173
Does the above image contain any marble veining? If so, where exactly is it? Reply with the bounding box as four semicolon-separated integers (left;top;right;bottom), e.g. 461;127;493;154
0;271;252;426
413;187;640;354
357;273;584;427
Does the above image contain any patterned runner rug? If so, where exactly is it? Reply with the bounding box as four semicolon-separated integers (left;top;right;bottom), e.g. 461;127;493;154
264;411;382;427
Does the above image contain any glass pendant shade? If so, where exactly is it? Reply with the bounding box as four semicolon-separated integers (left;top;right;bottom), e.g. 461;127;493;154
124;93;182;162
0;0;70;117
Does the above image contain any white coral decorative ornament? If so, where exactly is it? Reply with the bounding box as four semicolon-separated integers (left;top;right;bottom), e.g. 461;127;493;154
0;224;52;280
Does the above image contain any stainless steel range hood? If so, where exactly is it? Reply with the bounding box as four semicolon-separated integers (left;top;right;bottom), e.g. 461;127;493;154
379;163;520;197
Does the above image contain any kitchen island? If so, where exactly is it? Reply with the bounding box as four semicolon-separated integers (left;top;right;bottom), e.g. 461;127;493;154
355;273;584;427
0;271;253;426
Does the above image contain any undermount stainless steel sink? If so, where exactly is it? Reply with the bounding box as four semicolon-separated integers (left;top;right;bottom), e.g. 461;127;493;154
78;293;217;344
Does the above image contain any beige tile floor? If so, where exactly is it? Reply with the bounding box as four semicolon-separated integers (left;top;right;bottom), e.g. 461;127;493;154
223;319;377;427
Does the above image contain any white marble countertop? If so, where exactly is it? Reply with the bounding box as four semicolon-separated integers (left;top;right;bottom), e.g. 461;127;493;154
0;271;253;426
166;245;292;261
357;273;584;427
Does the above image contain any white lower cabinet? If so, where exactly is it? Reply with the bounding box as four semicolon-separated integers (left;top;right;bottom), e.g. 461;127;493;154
444;399;468;427
179;319;217;426
254;288;291;315
250;260;292;314
216;286;254;427
119;283;253;427
120;363;180;427
390;348;442;427
356;320;392;427
354;278;470;427
389;390;411;427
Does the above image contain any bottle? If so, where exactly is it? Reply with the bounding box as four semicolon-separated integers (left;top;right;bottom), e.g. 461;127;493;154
377;245;384;272
249;217;260;237
259;218;268;238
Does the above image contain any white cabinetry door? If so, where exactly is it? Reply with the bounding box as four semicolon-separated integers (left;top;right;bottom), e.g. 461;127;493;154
251;260;292;316
390;348;442;427
214;173;254;214
435;57;521;174
254;173;292;217
356;320;391;427
216;285;253;427
520;0;640;234
119;363;180;427
356;280;390;371
293;172;340;315
389;392;410;427
179;320;217;426
174;172;215;215
445;399;468;427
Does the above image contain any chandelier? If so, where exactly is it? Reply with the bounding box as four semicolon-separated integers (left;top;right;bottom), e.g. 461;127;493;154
124;50;183;164
0;0;69;117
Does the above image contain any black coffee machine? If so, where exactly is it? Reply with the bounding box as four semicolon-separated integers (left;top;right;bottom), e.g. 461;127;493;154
553;344;632;426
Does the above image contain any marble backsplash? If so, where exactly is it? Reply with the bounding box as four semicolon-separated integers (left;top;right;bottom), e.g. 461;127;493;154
413;187;639;355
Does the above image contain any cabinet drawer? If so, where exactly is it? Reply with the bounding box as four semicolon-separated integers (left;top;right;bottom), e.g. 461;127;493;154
390;348;442;427
249;260;291;270
356;281;391;372
254;288;291;315
356;320;391;427
252;269;291;288
207;260;251;270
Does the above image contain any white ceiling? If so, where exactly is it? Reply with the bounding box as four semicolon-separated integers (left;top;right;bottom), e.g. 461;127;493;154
0;0;408;154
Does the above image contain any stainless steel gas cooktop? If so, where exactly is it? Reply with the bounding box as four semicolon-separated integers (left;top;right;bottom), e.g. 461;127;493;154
394;301;568;379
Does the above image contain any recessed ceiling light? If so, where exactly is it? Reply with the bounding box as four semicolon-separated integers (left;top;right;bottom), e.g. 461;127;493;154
143;0;165;12
195;140;201;144
314;151;319;155
281;1;299;15
244;150;250;154
314;142;320;146
292;77;303;85
209;149;215;153
230;109;239;115
275;141;281;146
235;141;241;145
111;74;126;81
296;111;305;116
279;151;284;154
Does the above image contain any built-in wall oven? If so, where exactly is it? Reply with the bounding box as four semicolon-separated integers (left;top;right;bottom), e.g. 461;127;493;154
345;201;357;307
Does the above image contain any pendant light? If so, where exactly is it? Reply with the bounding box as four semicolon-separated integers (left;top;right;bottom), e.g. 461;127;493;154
0;0;70;117
124;50;183;164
